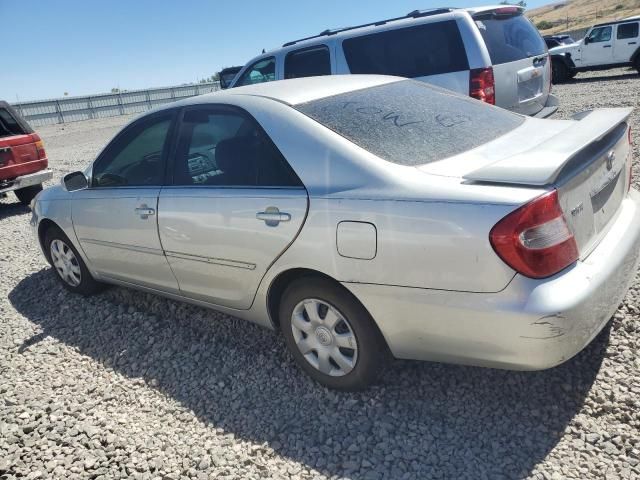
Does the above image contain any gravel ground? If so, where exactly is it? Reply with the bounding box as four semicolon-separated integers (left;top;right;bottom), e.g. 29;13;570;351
1;68;640;480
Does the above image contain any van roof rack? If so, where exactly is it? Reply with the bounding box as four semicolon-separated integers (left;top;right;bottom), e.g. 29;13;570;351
282;8;455;47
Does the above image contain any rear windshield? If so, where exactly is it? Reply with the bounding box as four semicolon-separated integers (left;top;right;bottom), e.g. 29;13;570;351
342;20;469;78
0;108;26;138
295;80;524;166
474;14;546;65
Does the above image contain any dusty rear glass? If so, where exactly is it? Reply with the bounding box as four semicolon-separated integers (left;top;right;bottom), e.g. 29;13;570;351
295;80;524;166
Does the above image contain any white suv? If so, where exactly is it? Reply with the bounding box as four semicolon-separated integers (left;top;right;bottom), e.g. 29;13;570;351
227;6;558;118
550;18;640;83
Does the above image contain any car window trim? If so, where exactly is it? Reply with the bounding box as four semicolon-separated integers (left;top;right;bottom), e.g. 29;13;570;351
284;44;331;79
168;103;304;189
90;109;179;189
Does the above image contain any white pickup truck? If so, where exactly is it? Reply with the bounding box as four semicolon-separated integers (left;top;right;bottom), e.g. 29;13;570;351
550;17;640;83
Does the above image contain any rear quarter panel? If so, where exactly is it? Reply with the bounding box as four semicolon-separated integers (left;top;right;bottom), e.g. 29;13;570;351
266;197;517;293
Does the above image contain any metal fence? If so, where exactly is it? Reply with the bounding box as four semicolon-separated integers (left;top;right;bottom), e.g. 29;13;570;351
12;82;220;127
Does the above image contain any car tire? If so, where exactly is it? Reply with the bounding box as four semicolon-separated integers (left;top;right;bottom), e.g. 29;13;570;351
279;276;389;391
44;226;104;296
635;57;640;74
552;61;568;84
15;184;42;205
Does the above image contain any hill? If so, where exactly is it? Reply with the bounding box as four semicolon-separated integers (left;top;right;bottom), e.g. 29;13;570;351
527;0;639;34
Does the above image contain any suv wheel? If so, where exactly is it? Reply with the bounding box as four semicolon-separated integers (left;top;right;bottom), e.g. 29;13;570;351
44;226;104;295
279;277;389;391
15;184;42;205
634;57;640;74
552;61;568;84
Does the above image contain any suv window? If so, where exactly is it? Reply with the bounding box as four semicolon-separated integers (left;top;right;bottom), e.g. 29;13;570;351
92;113;173;187
295;80;524;166
342;20;469;77
173;107;301;187
617;22;639;40
475;14;546;65
587;26;612;43
285;45;331;79
0;108;25;138
236;57;276;86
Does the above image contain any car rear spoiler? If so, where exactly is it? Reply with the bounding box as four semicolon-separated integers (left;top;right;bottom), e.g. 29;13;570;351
463;108;633;186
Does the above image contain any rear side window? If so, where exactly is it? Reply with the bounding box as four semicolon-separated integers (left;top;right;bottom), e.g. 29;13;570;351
285;45;331;79
342;20;469;78
295;80;524;166
0;108;26;138
617;22;639;40
475;14;546;64
172;108;301;187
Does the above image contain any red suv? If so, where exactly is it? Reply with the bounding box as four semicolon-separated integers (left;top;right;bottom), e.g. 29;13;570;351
0;101;52;205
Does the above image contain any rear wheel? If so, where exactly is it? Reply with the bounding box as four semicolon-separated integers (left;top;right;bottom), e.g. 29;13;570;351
44;226;104;295
552;61;568;84
15;184;42;205
279;277;389;391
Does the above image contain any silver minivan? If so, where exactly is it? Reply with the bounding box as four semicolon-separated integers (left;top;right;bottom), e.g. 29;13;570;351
228;6;558;117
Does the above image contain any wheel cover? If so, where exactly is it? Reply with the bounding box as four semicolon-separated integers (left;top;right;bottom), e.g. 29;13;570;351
291;298;358;377
50;239;82;287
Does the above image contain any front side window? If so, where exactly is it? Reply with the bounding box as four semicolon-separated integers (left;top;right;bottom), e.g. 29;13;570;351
285;45;331;79
342;20;469;78
172;107;301;187
92;113;173;187
235;57;276;86
588;26;612;43
474;13;546;65
295;80;524;166
617;22;639;40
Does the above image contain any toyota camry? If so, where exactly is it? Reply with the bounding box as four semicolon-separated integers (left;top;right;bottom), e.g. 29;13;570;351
30;76;640;390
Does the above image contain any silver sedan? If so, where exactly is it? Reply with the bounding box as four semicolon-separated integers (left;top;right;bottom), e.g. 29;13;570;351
30;76;640;390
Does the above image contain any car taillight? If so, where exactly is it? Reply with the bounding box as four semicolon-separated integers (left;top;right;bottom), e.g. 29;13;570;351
490;190;578;279
469;67;495;105
31;133;47;160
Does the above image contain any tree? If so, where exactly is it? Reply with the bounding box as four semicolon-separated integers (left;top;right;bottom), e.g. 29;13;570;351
111;88;120;93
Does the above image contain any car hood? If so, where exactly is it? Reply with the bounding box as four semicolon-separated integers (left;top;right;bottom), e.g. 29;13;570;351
549;42;580;55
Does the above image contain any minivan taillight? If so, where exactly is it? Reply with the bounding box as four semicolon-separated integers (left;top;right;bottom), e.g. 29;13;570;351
490;190;578;279
469;67;495;105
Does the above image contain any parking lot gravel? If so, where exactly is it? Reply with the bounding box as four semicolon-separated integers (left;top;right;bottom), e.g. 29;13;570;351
1;68;640;480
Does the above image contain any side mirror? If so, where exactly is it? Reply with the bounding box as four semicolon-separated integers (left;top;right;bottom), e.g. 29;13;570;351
62;171;88;192
583;37;590;45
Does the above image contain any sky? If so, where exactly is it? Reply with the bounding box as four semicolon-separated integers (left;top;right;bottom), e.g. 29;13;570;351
0;0;550;102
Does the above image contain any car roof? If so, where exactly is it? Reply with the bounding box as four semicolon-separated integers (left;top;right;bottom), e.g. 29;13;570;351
250;5;519;58
180;75;402;107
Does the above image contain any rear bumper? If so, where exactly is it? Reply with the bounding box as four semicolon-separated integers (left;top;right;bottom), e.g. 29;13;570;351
344;189;640;370
532;93;559;118
0;169;52;194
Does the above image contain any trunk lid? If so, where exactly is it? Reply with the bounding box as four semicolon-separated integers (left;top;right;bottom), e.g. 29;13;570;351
448;108;632;258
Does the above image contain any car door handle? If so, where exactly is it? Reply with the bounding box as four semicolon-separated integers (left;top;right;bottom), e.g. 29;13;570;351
256;208;291;226
629;42;637;45
135;206;155;219
603;45;612;48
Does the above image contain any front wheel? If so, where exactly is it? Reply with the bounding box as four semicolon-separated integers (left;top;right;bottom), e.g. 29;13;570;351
44;226;104;295
279;277;389;391
15;184;42;205
551;61;569;84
